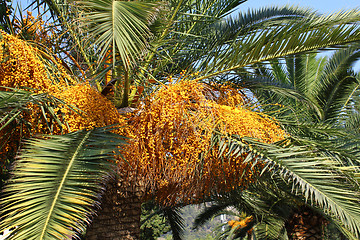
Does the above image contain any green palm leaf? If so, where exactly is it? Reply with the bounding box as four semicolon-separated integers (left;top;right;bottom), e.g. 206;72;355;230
150;5;317;77
212;132;360;238
255;216;288;240
315;47;360;122
194;10;360;79
193;176;300;240
0;127;127;240
244;47;360;125
0;89;67;133
213;5;316;40
79;0;160;69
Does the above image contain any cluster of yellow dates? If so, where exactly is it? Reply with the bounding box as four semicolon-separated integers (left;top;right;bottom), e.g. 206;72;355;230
228;216;254;228
0;32;285;204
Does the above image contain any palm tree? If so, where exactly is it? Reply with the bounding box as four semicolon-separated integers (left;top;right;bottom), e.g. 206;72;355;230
246;46;360;125
1;1;360;239
259;48;360;240
193;47;360;240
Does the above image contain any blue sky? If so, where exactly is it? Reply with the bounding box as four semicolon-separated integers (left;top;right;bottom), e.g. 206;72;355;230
239;0;359;14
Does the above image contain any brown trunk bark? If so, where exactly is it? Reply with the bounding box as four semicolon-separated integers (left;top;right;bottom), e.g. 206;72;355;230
285;206;328;240
85;176;146;240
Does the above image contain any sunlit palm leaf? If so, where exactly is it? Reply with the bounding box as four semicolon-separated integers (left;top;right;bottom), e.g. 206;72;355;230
212;5;316;41
151;5;317;76
0;127;127;240
79;0;160;69
245;47;360;124
194;10;360;79
315;47;360;122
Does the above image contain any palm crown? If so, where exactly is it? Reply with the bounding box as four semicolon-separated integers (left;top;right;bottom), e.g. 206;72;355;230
1;0;360;239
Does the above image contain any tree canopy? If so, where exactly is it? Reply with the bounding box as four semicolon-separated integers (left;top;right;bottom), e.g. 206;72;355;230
1;1;360;239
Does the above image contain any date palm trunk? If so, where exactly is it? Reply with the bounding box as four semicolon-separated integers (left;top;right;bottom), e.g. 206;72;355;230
85;176;146;240
285;206;328;240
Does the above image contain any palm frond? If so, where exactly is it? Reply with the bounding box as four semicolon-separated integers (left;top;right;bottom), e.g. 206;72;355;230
285;54;323;99
235;46;360;125
194;10;360;80
218;5;317;39
79;0;160;70
29;0;70;20
194;175;294;239
0;89;66;133
141;0;248;77
315;46;360;122
154;6;318;77
240;75;320;110
345;112;360;134
0;127;127;240
255;216;289;240
176;0;247;19
162;206;185;240
211;132;360;238
193;202;233;230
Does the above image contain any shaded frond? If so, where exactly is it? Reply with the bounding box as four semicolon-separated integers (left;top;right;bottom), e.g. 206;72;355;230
162;206;185;240
212;132;360;238
193;203;233;230
0;89;67;133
